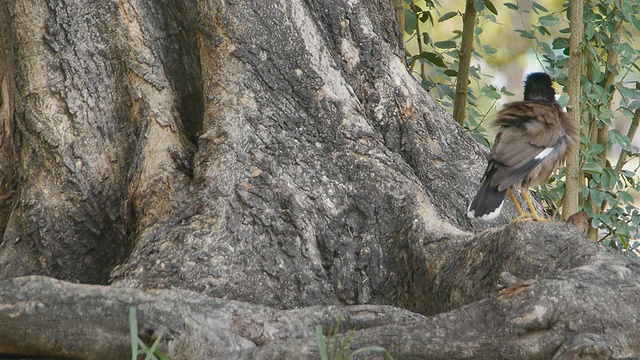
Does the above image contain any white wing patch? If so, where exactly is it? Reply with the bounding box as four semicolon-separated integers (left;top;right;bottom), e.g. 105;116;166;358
535;147;554;160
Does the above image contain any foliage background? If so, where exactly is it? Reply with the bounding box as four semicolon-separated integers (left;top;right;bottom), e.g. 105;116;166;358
402;0;640;251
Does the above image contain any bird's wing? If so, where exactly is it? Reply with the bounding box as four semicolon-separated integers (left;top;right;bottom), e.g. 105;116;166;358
489;102;564;191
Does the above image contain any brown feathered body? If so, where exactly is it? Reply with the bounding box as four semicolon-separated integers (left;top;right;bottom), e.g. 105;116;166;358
490;101;579;191
467;72;579;220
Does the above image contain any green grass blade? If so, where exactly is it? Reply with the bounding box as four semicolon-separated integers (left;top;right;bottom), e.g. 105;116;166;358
348;346;393;360
129;308;138;360
155;350;170;360
145;332;163;360
328;318;343;358
315;325;328;360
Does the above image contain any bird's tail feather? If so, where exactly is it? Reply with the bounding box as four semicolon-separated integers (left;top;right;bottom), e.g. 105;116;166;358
467;178;507;220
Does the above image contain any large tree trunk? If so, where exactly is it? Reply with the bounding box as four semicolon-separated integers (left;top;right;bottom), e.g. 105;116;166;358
1;0;638;359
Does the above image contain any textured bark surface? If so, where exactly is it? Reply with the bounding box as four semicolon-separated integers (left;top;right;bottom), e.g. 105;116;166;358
2;222;640;360
1;0;638;359
0;0;134;283
106;0;500;312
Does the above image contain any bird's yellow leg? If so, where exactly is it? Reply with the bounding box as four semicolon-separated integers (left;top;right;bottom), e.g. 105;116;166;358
507;188;547;222
522;189;548;222
507;188;526;217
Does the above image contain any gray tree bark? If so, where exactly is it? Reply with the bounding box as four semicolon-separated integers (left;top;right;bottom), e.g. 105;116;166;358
1;0;638;359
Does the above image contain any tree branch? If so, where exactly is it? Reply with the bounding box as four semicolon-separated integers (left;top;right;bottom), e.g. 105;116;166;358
453;0;477;127
561;0;585;220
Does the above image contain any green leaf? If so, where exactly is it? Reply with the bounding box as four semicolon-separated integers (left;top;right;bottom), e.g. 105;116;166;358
619;107;635;119
585;21;596;40
539;41;555;56
515;29;536;39
583;201;595;216
552;37;569;49
597;213;613;227
609;129;632;152
504;2;518;10
404;9;417;34
434;40;457;49
484;0;498;15
482;85;501;100
436;83;455;98
531;2;549;14
411;3;423;13
539;14;558;27
422;32;431;46
474;0;484;12
590;188;604;205
584;143;605;156
618;191;634;204
438;11;458;22
536;25;551;36
582;161;604;174
444;69;458;76
597;107;614;127
500;87;515;96
618;85;640;102
420;52;447;67
420;10;434;26
621;169;635;179
588;60;604;83
600;168;616;190
482;44;497;55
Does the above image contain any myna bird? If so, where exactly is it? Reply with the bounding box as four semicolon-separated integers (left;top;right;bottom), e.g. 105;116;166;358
467;72;579;221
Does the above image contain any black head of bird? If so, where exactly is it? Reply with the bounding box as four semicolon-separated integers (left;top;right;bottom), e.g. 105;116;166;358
467;72;579;221
523;72;556;102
